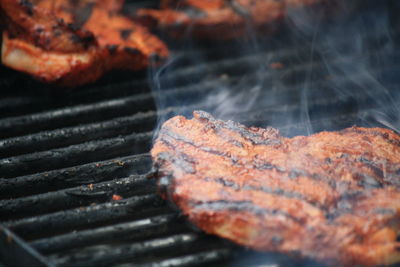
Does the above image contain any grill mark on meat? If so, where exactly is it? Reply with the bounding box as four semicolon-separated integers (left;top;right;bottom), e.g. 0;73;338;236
18;0;34;16
162;130;228;158
158;139;196;174
192;200;303;224
124;47;140;54
205;176;326;210
341;127;400;147
161;127;337;190
160;134;338;209
120;29;133;40
337;155;399;187
359;157;385;178
161;136;339;212
106;44;118;55
374;208;396;215
356;173;383;189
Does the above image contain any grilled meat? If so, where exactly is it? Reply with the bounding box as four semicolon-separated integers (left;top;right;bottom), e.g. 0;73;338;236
136;0;325;40
151;111;400;267
0;0;168;86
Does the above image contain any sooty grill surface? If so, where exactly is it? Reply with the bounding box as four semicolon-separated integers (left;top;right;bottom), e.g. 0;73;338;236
1;1;400;266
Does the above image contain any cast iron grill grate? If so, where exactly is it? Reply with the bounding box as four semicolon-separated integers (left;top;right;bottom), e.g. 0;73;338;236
1;1;400;266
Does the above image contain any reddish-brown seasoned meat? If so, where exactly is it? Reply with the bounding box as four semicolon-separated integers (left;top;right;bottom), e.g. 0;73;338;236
0;0;168;86
136;0;326;40
151;111;400;267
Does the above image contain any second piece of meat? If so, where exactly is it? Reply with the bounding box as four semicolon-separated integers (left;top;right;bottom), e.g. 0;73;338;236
136;0;326;40
0;0;169;86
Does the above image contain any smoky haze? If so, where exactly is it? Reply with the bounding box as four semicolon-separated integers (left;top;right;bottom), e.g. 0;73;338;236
149;0;400;141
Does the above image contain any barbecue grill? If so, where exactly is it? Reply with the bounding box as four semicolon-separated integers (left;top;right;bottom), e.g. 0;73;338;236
1;1;400;266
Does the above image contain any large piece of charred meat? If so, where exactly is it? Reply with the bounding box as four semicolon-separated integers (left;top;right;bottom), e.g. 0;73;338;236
136;0;326;40
0;0;168;86
151;111;400;267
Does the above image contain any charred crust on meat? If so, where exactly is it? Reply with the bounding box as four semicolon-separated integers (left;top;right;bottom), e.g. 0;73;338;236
289;168;308;179
255;161;286;172
156;146;196;174
124;47;140;54
56;17;66;25
373;208;396;215
356;173;383;189
359;157;384;179
69;33;82;44
67;23;80;32
209;177;240;191
106;44;119;55
206;176;324;210
53;29;62;37
342;127;400;147
80;32;96;43
230;140;244;148
68;31;96;49
19;0;34;16
120;29;133;40
34;26;44;34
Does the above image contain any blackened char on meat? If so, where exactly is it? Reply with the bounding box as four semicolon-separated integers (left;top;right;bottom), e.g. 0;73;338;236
151;111;400;267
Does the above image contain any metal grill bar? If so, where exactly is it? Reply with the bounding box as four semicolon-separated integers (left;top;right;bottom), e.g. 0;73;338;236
0;132;152;178
48;233;200;267
131;249;232;267
0;112;156;158
6;194;164;239
0;154;151;199
0;175;154;220
0;94;154;139
30;214;180;254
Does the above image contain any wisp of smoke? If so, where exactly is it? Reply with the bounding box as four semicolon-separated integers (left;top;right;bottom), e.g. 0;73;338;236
149;1;400;139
